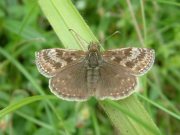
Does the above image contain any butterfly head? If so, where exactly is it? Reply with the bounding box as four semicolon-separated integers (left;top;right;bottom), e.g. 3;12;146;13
88;42;100;52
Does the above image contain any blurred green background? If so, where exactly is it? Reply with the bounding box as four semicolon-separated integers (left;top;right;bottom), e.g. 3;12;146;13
0;0;180;135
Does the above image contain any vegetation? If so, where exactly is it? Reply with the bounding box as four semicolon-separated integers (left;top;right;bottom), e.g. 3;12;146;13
0;0;179;135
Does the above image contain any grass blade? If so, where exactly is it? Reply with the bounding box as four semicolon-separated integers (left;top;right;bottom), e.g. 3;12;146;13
0;95;54;118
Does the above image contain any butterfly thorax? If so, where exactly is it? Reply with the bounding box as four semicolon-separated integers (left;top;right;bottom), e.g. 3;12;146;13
87;42;102;67
87;52;100;67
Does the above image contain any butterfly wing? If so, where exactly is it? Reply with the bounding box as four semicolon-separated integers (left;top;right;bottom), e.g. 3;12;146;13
102;48;155;76
35;48;86;78
49;61;91;101
96;62;137;100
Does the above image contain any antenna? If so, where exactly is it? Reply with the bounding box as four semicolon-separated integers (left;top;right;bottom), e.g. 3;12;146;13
69;29;89;50
69;29;121;51
100;31;121;45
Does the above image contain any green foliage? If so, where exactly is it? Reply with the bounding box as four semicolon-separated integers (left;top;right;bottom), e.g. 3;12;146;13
0;0;179;135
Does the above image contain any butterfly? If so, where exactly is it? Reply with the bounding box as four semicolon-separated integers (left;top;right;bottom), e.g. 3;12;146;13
35;42;155;101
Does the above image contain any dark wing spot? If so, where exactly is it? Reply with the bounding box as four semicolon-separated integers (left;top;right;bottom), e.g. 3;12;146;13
65;57;74;63
137;51;145;61
125;61;135;68
114;57;123;63
56;51;63;56
124;48;132;56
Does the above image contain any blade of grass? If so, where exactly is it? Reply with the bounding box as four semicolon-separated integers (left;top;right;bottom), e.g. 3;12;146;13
38;0;162;135
148;0;180;7
125;0;145;47
0;95;54;118
140;0;147;42
16;110;66;134
16;111;54;131
148;72;180;114
0;48;45;96
148;79;180;115
137;94;180;120
100;96;161;135
1;38;45;68
91;109;100;135
18;2;37;34
0;101;56;132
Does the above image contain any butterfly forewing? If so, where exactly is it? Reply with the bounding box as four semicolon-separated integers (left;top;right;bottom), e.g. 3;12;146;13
96;62;137;100
49;61;91;101
102;48;155;76
35;48;86;78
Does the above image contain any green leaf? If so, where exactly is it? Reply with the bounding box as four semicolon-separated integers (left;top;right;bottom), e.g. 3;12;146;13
39;0;97;49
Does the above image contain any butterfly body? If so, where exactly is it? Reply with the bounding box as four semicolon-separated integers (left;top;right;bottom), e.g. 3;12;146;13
85;43;103;94
35;42;155;101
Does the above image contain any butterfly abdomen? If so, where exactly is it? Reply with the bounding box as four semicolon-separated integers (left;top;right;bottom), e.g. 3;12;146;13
87;67;100;93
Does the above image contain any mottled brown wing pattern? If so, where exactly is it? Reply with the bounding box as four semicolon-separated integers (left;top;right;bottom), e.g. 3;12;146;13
49;61;91;101
96;62;137;100
102;48;155;76
35;45;155;101
35;48;86;78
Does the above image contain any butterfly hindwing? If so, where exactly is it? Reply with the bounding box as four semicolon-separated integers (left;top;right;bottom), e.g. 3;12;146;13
96;62;137;100
35;48;86;78
102;48;155;76
49;61;91;101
